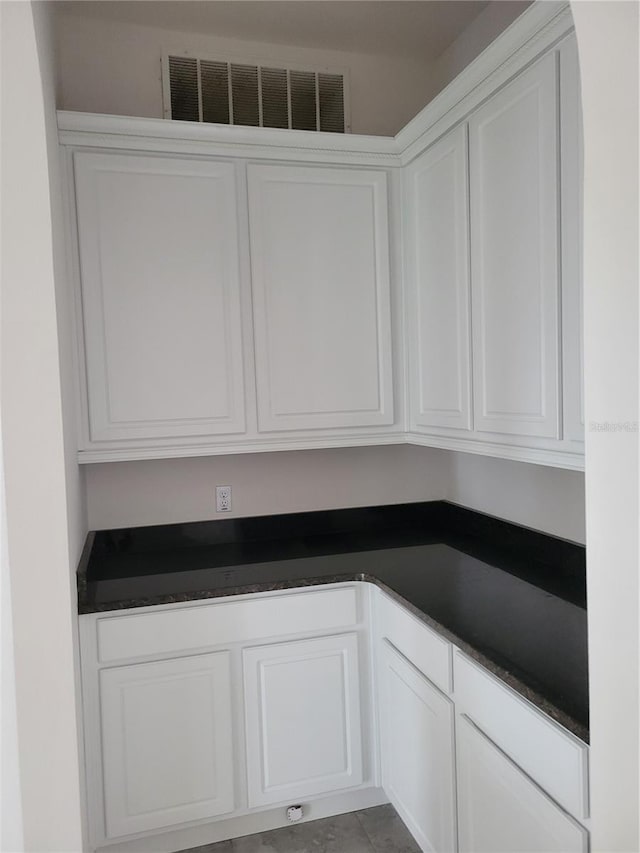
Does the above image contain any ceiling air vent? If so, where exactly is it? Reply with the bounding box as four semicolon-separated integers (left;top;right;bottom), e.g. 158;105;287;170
164;54;347;133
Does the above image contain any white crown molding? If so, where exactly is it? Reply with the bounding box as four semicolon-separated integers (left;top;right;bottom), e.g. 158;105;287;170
57;111;400;167
396;2;573;164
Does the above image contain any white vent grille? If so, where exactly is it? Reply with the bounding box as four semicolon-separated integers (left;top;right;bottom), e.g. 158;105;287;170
164;54;347;133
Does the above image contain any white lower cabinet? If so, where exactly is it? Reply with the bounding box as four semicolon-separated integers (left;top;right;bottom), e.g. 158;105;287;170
379;640;457;853
99;652;235;838
80;584;589;852
80;585;372;849
243;633;364;807
456;715;588;853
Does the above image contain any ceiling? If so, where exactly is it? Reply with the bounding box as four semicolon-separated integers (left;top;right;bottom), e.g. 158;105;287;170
54;1;494;60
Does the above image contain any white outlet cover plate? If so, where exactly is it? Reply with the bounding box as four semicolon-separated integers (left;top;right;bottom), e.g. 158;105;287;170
287;806;303;822
216;485;232;512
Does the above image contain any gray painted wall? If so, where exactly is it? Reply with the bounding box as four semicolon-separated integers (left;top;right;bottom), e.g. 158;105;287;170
85;445;585;543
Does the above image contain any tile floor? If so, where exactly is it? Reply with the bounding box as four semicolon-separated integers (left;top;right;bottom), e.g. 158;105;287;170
181;805;421;853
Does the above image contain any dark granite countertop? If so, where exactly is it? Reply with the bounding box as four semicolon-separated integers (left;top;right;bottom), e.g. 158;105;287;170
78;501;588;742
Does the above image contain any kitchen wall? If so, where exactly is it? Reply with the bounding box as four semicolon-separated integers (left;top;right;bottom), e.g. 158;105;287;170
85;445;450;529
447;453;585;543
85;445;586;543
574;2;639;845
40;14;88;569
422;0;535;101
0;441;22;853
53;1;533;137
0;1;85;848
53;11;436;137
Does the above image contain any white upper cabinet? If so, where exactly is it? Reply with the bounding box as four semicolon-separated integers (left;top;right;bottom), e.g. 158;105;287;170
560;34;585;444
247;164;394;432
405;124;472;433
64;4;583;469
74;153;246;443
469;53;560;439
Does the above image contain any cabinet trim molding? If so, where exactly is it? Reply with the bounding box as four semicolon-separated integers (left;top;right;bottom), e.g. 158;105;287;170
76;430;407;463
57;112;400;167
407;431;584;471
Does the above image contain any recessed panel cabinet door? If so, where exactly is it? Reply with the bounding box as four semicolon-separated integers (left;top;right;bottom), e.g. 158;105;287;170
469;53;560;439
99;652;235;838
379;641;457;852
560;34;585;443
243;633;364;807
74;153;245;443
406;124;472;432
457;715;588;853
247;164;394;432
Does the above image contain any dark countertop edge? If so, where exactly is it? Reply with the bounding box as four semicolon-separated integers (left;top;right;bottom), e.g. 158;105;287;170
77;570;589;744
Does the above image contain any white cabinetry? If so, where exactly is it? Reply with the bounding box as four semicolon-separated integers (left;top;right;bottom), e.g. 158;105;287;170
71;151;398;460
247;164;394;432
99;652;235;838
453;651;589;820
457;716;588;853
63;8;584;468
469;52;560;439
73;153;246;444
405;38;584;468
405;125;472;433
560;34;585;444
375;593;589;853
79;582;589;853
243;633;364;807
79;585;374;849
379;641;457;853
454;651;589;853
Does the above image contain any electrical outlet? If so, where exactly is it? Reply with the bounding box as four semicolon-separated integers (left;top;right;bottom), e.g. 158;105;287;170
287;805;303;823
216;485;232;513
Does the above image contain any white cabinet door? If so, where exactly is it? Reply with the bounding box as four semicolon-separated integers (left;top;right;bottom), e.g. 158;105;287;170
247;164;394;432
469;52;560;439
406;124;472;433
74;152;246;443
99;652;235;838
379;641;456;853
457;715;588;853
243;633;364;807
560;34;584;443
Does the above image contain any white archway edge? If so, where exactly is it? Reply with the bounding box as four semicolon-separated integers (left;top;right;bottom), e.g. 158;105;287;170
0;2;85;850
572;2;640;850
